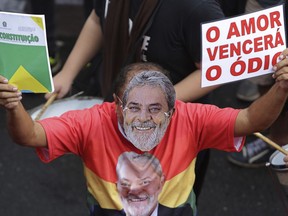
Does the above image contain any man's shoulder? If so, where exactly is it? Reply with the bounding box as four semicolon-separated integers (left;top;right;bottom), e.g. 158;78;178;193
92;102;116;115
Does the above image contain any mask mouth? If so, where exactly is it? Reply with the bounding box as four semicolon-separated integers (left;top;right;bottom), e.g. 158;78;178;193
132;122;156;131
126;194;149;203
134;126;154;131
123;110;171;151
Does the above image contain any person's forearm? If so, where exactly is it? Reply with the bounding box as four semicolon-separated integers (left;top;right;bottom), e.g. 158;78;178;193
7;103;46;147
249;82;287;129
174;69;220;102
236;82;288;136
60;10;103;81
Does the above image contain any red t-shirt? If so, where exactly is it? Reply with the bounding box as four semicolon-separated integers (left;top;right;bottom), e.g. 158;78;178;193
37;100;244;214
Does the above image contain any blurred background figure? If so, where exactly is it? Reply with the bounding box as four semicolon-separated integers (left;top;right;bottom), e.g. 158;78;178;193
0;0;27;12
28;0;94;75
236;0;284;103
215;4;288;212
29;0;62;74
219;0;288;169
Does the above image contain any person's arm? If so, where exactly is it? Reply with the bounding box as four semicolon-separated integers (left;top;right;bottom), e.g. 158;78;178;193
46;9;103;99
235;50;288;137
174;0;224;102
174;69;220;102
0;76;47;147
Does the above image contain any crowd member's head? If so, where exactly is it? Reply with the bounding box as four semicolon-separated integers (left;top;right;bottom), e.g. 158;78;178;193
116;152;165;216
113;63;175;151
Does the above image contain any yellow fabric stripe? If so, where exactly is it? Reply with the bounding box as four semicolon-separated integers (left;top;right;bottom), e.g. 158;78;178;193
84;166;122;210
159;158;196;207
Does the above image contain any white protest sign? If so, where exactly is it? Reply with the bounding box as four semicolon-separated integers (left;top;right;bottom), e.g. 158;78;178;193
201;4;286;87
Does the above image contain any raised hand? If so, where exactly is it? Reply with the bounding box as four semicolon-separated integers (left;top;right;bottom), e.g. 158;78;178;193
272;49;288;90
0;75;22;110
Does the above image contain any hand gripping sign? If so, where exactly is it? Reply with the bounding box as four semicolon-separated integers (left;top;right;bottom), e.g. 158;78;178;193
201;4;286;88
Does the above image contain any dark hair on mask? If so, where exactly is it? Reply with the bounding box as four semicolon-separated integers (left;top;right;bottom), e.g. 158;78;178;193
122;70;176;111
113;62;171;98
